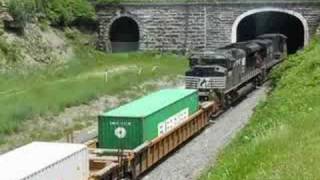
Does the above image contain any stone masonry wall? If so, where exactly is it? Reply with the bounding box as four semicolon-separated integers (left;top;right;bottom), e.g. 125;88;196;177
96;2;320;52
206;3;320;49
96;5;206;52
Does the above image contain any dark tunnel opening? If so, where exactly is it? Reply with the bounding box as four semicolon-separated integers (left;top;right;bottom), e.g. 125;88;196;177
109;17;140;52
237;12;304;54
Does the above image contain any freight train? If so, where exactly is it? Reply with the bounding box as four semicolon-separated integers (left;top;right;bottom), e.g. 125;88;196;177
0;34;288;180
185;34;287;107
86;34;288;179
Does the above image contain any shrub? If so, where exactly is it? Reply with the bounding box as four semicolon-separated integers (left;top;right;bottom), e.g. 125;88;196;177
7;0;95;28
40;0;95;26
0;37;22;63
7;0;36;29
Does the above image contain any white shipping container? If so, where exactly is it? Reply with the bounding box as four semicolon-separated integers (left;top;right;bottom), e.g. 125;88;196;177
0;142;89;180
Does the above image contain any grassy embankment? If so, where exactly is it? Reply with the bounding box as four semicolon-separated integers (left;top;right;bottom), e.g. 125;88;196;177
0;45;188;145
202;38;320;179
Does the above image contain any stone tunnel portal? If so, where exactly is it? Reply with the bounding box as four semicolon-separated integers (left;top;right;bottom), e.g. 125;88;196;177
236;11;305;54
109;17;140;53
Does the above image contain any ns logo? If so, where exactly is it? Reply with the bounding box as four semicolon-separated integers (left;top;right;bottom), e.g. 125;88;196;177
198;78;210;88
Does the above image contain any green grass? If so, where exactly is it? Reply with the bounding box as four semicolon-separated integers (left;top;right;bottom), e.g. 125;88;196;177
201;38;320;179
0;45;187;144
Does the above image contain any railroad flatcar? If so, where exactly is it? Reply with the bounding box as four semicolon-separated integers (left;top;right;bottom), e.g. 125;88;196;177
185;34;287;107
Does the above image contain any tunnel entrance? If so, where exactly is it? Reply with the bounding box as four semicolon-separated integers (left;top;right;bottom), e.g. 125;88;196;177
109;17;140;53
236;11;305;54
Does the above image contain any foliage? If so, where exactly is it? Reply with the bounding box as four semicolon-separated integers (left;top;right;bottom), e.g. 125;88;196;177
41;0;95;26
0;37;22;63
201;38;320;179
7;0;36;29
7;0;95;28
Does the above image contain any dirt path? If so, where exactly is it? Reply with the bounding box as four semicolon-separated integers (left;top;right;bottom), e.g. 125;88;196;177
142;85;269;180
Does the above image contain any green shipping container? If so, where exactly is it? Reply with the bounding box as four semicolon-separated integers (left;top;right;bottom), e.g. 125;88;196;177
98;89;199;150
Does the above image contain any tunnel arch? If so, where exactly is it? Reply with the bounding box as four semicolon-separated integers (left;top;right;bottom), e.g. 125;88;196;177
231;8;309;53
108;15;141;52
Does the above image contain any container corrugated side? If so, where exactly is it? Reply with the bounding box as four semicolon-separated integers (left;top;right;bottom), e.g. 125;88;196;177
98;89;199;149
142;91;199;141
0;142;89;180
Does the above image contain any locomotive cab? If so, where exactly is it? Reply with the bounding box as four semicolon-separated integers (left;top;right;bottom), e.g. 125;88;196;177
185;50;245;100
251;39;273;66
257;34;288;60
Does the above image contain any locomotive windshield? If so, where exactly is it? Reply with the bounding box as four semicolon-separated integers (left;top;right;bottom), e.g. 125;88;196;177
192;65;226;77
190;58;228;67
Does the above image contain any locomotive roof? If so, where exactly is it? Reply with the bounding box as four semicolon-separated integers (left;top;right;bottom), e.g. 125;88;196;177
222;41;263;54
257;33;288;39
244;43;263;53
227;48;246;59
250;39;273;48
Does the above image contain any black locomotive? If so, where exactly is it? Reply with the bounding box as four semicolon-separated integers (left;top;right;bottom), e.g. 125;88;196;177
185;34;287;107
